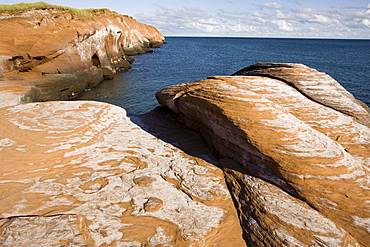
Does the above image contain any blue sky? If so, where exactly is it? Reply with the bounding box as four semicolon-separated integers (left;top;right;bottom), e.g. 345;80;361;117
1;0;370;38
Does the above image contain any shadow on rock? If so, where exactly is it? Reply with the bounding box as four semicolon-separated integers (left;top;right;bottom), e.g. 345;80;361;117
129;106;220;166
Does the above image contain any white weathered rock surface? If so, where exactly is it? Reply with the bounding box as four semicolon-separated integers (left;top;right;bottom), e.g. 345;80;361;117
0;101;245;246
157;63;370;246
233;63;370;127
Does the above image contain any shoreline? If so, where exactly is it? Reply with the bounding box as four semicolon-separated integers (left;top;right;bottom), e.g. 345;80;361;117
0;6;165;108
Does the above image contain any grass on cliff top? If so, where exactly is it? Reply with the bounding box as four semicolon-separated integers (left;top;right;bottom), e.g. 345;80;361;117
0;1;129;21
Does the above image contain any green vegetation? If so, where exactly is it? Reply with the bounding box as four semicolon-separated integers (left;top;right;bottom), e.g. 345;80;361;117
0;2;123;20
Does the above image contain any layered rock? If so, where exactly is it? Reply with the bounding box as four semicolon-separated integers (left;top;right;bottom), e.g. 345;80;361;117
0;101;245;246
223;162;361;247
233;63;370;127
157;63;370;246
0;6;165;108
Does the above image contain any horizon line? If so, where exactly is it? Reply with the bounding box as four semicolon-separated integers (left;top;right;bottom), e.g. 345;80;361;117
163;35;370;40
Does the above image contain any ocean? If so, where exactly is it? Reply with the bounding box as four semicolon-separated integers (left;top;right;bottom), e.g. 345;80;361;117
79;37;370;114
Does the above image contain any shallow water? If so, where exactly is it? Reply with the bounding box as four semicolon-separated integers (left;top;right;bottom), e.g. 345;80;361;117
79;37;370;114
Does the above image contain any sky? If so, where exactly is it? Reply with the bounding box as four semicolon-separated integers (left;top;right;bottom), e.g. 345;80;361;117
1;0;370;38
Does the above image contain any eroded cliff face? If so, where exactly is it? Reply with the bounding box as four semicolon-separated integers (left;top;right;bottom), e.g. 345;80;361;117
157;63;370;246
0;7;165;107
0;101;245;246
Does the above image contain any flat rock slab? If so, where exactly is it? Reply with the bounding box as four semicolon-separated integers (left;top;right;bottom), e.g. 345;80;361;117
0;101;245;246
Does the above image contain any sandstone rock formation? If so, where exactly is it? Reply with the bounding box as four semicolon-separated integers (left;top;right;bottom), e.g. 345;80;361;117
0;5;165;108
157;63;370;246
0;101;245;246
233;63;370;127
2;15;369;244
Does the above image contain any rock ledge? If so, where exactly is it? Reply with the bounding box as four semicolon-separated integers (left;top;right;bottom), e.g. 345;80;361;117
0;100;245;246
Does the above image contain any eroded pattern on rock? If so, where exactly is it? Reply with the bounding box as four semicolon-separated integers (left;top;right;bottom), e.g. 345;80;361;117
0;101;245;246
223;159;361;247
233;63;370;127
157;63;370;246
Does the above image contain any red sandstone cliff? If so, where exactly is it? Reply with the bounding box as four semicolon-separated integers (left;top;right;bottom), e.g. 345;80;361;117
0;6;165;107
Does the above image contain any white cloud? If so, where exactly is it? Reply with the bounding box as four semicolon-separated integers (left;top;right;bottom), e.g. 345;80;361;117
311;14;335;24
273;20;293;31
252;12;263;17
262;3;283;9
229;24;250;32
137;7;225;34
135;4;370;38
331;4;361;9
363;19;370;27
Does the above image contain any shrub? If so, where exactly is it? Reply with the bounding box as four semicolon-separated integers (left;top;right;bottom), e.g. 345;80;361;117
0;2;103;20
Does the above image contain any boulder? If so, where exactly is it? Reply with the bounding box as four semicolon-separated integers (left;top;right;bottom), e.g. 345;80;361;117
0;101;245;246
156;63;370;246
101;66;116;80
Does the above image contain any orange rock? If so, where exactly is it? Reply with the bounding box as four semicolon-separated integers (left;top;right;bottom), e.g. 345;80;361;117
233;63;370;127
223;160;361;247
157;63;370;246
0;7;165;107
0;101;245;246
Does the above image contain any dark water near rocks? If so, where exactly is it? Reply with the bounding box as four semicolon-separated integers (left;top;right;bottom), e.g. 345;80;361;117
79;37;370;114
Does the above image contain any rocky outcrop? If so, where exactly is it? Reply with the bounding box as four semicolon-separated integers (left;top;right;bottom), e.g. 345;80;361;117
233;63;370;127
0;101;245;246
2;15;369;244
157;63;370;246
0;6;165;108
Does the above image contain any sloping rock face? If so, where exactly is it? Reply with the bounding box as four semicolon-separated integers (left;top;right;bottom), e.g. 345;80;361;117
0;101;245;246
0;7;165;108
157;63;370;246
233;63;370;127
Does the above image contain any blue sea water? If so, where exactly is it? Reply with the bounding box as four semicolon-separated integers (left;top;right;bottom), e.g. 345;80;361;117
79;37;370;114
